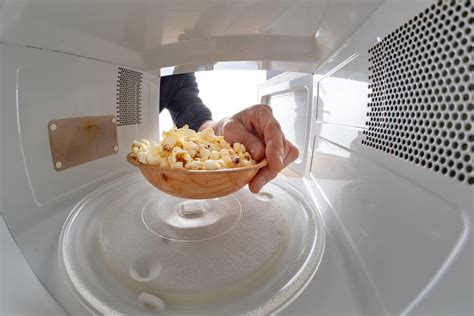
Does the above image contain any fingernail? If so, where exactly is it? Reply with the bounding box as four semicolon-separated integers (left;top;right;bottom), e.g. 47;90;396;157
278;154;284;167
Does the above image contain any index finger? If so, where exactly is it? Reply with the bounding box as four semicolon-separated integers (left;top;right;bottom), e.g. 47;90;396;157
262;123;285;171
237;105;286;172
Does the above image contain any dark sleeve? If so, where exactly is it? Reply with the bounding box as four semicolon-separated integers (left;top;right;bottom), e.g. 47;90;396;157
160;73;213;131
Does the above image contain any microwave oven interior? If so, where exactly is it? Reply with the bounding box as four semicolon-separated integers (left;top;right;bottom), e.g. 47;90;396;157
0;0;472;315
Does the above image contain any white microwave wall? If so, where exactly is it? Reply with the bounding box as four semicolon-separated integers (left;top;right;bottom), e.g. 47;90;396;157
0;0;472;315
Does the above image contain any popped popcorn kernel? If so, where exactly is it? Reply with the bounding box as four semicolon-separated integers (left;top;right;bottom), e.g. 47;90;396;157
205;160;223;170
130;125;256;170
147;153;161;166
189;160;204;170
210;150;220;160
137;152;148;164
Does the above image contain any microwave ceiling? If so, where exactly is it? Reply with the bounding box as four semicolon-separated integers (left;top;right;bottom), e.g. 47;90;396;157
0;0;382;73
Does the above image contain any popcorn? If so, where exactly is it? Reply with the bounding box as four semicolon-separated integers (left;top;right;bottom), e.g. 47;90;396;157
184;142;199;157
189;160;205;170
131;140;148;155
219;148;230;157
130;125;256;170
221;155;233;168
198;147;211;160
137;152;148;164
197;128;216;142
210;150;220;160
205;160;223;170
162;133;178;150
176;125;196;139
140;139;151;149
233;143;246;153
147;153;161;166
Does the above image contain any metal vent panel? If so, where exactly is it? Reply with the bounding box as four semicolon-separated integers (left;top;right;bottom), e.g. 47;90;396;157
116;67;142;126
363;0;473;185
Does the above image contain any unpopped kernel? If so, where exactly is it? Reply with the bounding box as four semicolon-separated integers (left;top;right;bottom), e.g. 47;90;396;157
130;125;256;170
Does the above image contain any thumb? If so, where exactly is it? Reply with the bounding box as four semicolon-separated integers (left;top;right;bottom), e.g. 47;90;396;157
220;119;265;161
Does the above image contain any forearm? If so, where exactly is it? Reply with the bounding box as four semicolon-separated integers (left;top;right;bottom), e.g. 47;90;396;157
163;73;213;131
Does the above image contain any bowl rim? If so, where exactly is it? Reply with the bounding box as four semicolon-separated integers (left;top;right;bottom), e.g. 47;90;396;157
126;153;268;174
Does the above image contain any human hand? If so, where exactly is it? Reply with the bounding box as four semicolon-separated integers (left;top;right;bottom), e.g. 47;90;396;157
201;104;299;193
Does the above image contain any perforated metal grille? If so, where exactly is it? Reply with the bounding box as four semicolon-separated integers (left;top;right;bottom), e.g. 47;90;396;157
363;0;473;185
116;67;142;126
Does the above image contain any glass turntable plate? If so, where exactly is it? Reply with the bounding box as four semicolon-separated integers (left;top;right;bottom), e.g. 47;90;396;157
59;173;324;315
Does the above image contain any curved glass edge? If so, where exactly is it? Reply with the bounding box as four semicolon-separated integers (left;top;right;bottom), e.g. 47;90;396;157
254;177;326;315
58;174;326;315
58;195;103;314
58;176;144;314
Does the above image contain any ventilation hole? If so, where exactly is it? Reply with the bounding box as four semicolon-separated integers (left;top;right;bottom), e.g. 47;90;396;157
363;0;472;185
116;68;143;126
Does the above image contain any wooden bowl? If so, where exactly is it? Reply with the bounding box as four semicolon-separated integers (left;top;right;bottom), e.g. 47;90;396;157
127;153;267;199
